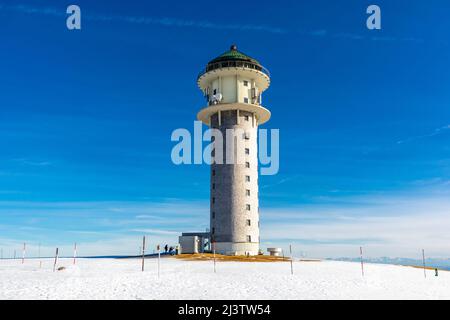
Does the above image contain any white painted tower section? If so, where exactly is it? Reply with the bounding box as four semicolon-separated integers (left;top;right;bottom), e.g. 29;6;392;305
197;45;271;256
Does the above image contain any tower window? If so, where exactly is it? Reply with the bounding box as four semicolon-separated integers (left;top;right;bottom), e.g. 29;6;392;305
212;212;215;219
246;189;250;196
212;170;216;176
212;197;215;204
245;176;250;182
246;235;252;242
246;204;251;211
245;148;250;155
245;162;250;168
245;115;249;121
212;183;215;190
246;219;251;226
244;97;249;103
244;132;250;140
243;80;248;87
212;228;215;234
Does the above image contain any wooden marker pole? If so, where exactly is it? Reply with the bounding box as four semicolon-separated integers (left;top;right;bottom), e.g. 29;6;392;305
289;245;294;275
73;243;77;265
38;243;42;269
53;248;59;272
213;242;216;273
22;243;26;264
157;244;161;279
422;249;427;279
360;246;365;277
141;236;146;272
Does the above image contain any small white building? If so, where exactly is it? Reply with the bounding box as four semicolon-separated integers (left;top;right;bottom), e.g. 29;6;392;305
178;232;210;254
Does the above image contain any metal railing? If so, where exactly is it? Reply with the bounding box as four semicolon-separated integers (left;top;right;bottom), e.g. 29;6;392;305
197;60;270;79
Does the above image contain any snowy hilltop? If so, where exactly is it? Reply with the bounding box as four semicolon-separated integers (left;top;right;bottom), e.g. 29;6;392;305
0;257;449;300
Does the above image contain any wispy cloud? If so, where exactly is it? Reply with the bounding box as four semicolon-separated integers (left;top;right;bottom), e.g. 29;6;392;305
2;4;286;34
260;192;450;258
1;3;426;43
261;175;300;189
397;125;450;144
11;158;52;167
128;228;180;236
1;182;449;258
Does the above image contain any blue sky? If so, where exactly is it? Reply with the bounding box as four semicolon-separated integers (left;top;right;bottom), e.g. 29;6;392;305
0;0;449;258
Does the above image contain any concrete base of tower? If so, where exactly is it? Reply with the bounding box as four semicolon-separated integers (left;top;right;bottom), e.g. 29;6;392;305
214;242;260;256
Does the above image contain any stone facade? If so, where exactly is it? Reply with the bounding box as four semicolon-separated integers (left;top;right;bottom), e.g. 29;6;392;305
210;110;259;255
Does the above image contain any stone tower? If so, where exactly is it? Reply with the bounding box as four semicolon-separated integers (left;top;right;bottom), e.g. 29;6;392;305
197;45;271;256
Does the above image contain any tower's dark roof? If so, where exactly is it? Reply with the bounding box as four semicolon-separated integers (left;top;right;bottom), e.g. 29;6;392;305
208;44;261;66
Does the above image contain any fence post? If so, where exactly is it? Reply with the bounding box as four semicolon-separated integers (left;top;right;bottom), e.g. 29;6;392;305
141;236;146;272
422;249;427;279
289;244;294;275
22;243;26;264
38;243;42;269
53;248;59;272
360;246;365;277
213;242;216;273
157;244;161;279
73;243;77;265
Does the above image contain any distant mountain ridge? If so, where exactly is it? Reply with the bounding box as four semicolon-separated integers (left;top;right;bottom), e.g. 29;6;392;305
331;257;450;271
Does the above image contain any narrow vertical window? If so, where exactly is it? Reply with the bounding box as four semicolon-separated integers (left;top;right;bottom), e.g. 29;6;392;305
246;189;250;196
246;204;251;211
245;176;250;182
246;235;252;242
245;148;250;155
246;219;251;226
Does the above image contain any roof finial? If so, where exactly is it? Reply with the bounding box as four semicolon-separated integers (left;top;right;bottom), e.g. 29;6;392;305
230;44;237;51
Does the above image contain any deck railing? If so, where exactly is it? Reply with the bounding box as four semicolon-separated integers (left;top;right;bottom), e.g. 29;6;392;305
197;61;270;79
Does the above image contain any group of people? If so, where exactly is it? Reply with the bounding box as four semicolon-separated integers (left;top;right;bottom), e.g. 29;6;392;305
163;244;178;255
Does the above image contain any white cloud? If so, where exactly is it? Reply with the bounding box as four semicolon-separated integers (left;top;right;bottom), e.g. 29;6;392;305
1;184;449;259
260;192;450;259
397;124;450;144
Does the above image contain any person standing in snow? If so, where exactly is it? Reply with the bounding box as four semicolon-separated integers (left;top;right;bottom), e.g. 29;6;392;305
164;244;168;253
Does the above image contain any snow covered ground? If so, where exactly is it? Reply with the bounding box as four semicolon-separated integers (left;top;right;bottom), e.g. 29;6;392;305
0;257;449;300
